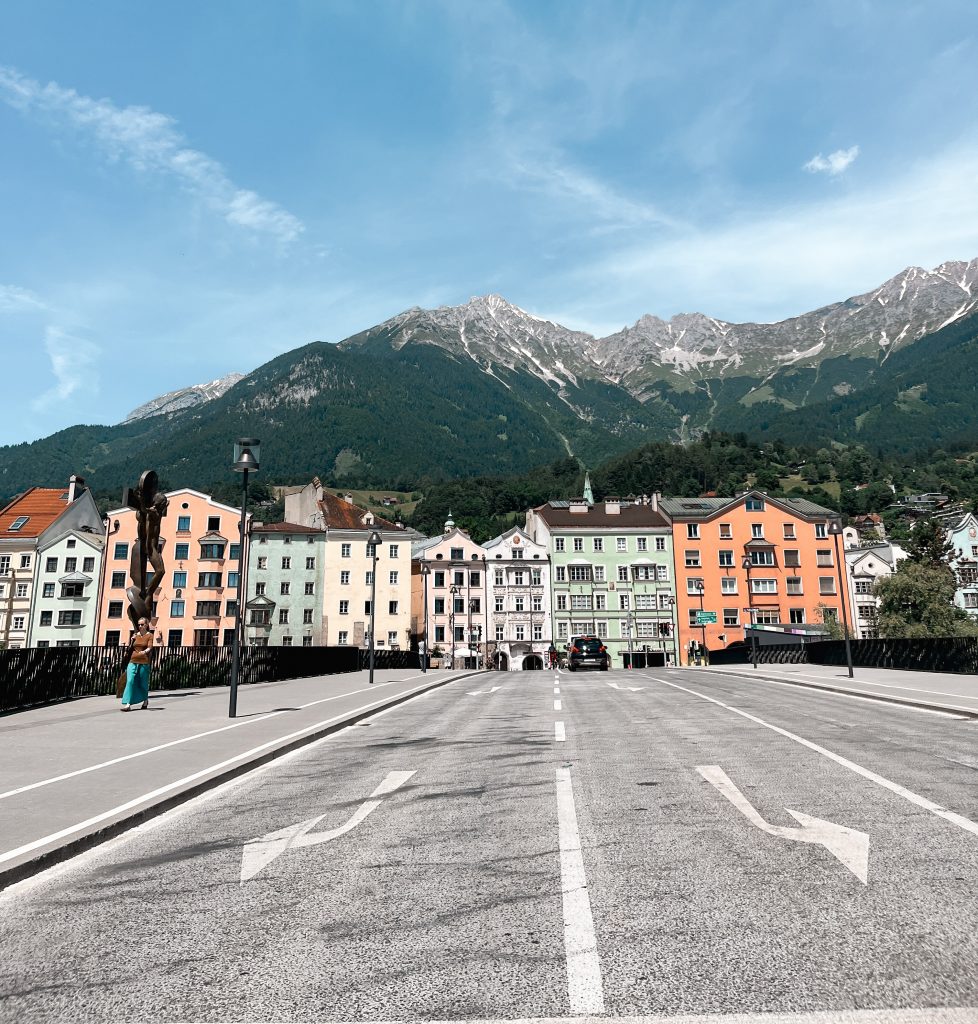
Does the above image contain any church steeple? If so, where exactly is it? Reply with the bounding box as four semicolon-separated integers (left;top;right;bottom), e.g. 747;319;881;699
443;510;455;534
583;473;594;505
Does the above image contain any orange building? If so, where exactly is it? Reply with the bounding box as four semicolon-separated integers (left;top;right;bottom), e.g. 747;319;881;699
96;489;248;648
660;491;852;655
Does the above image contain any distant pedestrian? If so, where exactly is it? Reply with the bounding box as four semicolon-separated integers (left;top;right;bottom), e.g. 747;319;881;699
548;644;558;670
120;617;154;711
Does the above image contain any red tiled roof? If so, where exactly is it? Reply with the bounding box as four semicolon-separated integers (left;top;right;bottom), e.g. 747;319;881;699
0;487;70;538
252;522;323;534
318;492;398;531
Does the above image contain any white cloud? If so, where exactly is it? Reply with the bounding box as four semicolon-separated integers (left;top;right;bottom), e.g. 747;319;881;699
0;65;304;245
0;285;45;313
804;145;861;176
31;327;101;412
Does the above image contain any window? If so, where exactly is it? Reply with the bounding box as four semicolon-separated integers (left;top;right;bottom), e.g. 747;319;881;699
571;595;591;610
255;582;266;596
58;610;82;626
858;604;877;620
279;610;289;625
595;621;608;639
175;543;189;560
513;570;525;585
280;582;290;595
686;523;700;539
200;542;225;559
745;498;764;511
389;601;399;615
493;596;503;612
205;515;220;532
341;543;352;558
592;565;605;583
494;569;504;585
555;538;565;552
107;601;123;618
495;625;505;641
104;630;121;647
304;582;315;596
303;608;314;624
337;571;349;586
751;579;777;594
617;565;628;582
196;601;220;616
515;625;525;641
454;626;465;641
56;640;81;648
686;577;705;595
533;623;543;641
755;610;780;625
855;580;873;594
365;571;374;586
783;523;796;539
281;557;291;570
45;557;57;572
686;609;698;627
816;549;833;567
8;516;29;532
198;572;222;588
43;583;55;598
719;523;732;539
633;565;657;581
619;593;630;610
114;542;128;560
338;631;349;645
82;557;94;573
750;550;775;566
250;609;270;626
450;547;464;560
784;550;800;567
389;571;399;585
283;536;292;545
228;571;239;589
306;557;316;570
685;550;701;567
40;610;53;626
555;566;566;582
435;626;445;642
388;631;398;647
434;570;445;588
389;544;399;558
470;571;480;587
63;557;77;573
20;555;30;569
635;594;656;610
177;515;191;532
786;577;803;595
366;542;377;558
789;609;806;624
751;524;764;539
637;538;648;552
593;537;603;552
434;597;446;614
723;608;740;626
60;581;84;598
339;600;349;615
226;601;238;617
533;595;543;611
11;615;24;632
557;621;569;639
453;597;465;614
656;537;666;551
470;598;481;614
815;523;828;539
232;543;243;561
572;537;583;552
0;556;8;576
17;582;29;598
303;636;313;647
616;537;627;552
818;577;837;595
257;556;267;570
569;566;591;582
454;571;465;586
282;636;293;646
963;593;978;609
718;550;734;567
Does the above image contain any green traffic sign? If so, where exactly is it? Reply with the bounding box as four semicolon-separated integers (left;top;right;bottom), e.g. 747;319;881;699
695;611;718;624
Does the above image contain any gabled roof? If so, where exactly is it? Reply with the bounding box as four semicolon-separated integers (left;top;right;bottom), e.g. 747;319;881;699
0;487;70;539
318;492;398;531
659;490;836;522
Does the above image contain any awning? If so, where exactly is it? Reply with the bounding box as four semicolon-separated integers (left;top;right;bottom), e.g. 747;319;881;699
452;648;478;658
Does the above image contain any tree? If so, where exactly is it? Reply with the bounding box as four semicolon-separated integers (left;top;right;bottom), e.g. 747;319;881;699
905;517;954;567
874;562;978;638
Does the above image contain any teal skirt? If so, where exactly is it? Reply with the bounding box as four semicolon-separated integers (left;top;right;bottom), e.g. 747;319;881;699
122;663;151;705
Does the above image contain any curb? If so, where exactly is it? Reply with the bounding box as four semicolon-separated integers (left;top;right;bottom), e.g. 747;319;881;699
0;670;482;893
705;666;978;720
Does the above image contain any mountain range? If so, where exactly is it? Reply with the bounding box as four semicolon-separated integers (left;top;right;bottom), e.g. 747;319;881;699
3;258;977;500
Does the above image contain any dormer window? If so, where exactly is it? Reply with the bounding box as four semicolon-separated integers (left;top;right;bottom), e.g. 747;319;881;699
7;516;29;532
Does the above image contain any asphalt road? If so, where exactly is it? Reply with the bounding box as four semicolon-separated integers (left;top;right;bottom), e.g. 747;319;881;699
1;668;976;1023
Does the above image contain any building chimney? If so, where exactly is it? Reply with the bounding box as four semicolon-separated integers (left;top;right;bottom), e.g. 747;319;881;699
569;498;589;514
604;497;621;515
67;475;85;503
652;491;660;512
343;493;353;504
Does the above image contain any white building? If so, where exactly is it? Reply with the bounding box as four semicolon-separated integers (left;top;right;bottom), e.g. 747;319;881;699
946;512;978;620
30;527;105;648
483;526;551;671
844;542;907;639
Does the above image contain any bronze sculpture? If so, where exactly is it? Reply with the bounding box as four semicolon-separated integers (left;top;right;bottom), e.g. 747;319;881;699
122;470;168;632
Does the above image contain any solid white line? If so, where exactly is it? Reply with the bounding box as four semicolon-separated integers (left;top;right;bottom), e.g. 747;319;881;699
731;667;978;701
0;676;427;802
555;721;566;742
555;766;605;1015
554;699;562;711
0;682;447;868
652;677;978;839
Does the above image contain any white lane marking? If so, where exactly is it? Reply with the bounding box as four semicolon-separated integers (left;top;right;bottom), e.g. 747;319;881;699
0;676;429;802
555;766;605;1015
728;667;978;702
605;681;645;692
0;684;444;868
466;685;502;695
554;699;562;711
555;721;566;742
697;765;869;883
241;770;416;882
653;677;978;839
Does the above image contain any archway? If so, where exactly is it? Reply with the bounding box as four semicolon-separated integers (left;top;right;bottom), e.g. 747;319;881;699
495;651;509;671
523;654;544;671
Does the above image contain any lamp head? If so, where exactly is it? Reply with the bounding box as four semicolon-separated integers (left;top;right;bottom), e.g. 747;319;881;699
741;555;752;570
828;519;844;536
232;438;261;473
420;564;430;576
368;529;383;546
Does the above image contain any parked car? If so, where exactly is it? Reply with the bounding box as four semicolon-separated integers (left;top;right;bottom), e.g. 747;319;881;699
567;636;610;671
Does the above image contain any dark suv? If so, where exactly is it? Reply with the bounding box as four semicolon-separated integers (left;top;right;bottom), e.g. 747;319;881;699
568;636;609;671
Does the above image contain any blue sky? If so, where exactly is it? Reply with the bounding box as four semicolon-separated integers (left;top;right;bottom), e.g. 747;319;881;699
2;0;978;446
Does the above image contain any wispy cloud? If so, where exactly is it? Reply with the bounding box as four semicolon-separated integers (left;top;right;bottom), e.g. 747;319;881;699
31;327;101;412
0;65;304;245
0;285;45;313
804;146;860;176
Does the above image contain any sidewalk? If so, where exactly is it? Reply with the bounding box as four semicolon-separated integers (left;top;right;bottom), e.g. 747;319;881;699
0;668;476;889
705;662;978;718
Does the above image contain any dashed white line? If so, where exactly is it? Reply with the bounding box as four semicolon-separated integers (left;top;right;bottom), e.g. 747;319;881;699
555;766;605;1015
555;721;566;742
554;699;562;711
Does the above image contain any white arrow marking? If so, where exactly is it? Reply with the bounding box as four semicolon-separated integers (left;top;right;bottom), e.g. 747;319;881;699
697;765;869;884
466;685;502;695
605;681;645;692
240;770;416;882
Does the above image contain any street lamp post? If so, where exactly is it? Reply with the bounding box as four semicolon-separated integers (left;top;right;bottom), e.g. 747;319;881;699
229;437;260;718
420;563;430;674
828;519;855;678
694;579;706;662
449;584;460;669
667;595;676;667
367;529;382;685
741;555;757;670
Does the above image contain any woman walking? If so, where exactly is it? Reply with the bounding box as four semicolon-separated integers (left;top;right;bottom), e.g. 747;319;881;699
121;617;154;711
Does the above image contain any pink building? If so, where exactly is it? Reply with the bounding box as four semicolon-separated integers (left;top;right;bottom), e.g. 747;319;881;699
97;489;249;647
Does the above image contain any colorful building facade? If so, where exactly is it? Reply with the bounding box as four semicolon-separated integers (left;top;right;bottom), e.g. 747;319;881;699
947;512;978;620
